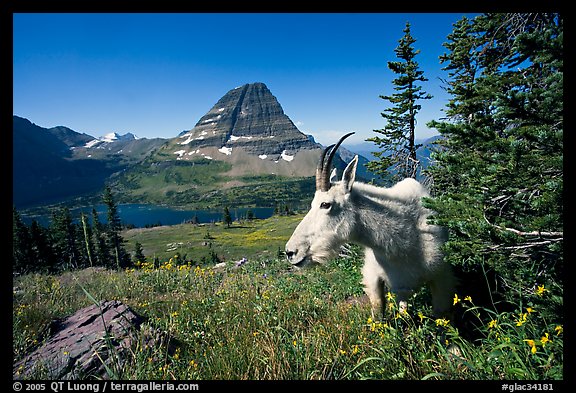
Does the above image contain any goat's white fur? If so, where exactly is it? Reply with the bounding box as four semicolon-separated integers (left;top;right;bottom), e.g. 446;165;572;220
286;155;455;318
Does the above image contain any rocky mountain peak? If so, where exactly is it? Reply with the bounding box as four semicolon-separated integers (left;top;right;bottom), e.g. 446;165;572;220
170;82;320;159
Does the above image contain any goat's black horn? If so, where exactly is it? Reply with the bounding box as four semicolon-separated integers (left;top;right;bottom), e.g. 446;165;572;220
316;132;355;192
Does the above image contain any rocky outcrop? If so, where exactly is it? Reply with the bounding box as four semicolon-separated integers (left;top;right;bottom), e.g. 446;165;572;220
13;300;166;380
167;82;321;159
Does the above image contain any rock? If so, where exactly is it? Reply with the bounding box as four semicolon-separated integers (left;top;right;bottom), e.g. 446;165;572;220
212;262;227;269
13;300;159;380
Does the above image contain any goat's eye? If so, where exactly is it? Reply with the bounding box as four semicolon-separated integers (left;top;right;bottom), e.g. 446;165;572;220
320;202;332;210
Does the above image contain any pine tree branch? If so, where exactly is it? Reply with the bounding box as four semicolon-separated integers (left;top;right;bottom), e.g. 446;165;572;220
483;214;563;238
487;238;563;251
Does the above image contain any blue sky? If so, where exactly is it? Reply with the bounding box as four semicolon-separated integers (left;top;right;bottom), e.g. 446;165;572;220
13;13;477;146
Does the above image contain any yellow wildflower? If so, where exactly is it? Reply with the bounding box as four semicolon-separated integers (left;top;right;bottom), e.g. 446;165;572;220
453;294;461;305
488;319;498;329
516;313;528;327
464;295;473;302
526;307;535;314
339;349;347;355
293;340;297;347
524;339;537;354
386;292;395;301
435;318;450;327
535;285;548;297
541;333;550;347
417;311;425;322
555;325;563;336
352;345;360;355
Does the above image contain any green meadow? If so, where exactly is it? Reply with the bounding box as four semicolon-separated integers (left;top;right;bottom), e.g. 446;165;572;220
13;215;563;380
121;214;304;263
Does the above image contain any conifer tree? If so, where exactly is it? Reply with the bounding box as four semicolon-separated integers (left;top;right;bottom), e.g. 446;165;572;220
13;207;33;273
367;21;432;183
424;13;563;303
29;219;56;272
103;186;130;269
133;242;146;264
91;208;112;268
223;206;232;228
50;207;80;271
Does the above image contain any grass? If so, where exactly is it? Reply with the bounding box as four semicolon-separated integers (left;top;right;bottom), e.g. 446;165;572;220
121;214;304;263
13;216;564;380
111;157;315;210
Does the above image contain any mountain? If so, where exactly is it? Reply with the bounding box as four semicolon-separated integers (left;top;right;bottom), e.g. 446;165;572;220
110;83;372;208
13;116;113;207
84;132;137;148
151;82;326;178
14;82;376;210
163;82;319;158
46;125;95;148
71;131;165;163
12;116;166;208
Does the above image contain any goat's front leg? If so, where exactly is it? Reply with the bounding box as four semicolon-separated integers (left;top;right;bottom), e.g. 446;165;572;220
361;255;386;320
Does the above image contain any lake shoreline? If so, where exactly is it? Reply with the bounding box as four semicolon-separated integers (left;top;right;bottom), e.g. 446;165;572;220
20;203;276;229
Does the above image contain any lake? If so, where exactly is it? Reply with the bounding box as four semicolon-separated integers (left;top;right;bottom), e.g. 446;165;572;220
22;204;275;228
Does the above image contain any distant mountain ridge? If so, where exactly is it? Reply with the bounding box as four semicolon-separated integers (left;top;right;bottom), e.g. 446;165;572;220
14;82;439;210
13;116;115;207
12;116;166;208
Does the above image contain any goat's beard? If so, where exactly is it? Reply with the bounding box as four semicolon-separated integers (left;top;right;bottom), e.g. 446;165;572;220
289;245;338;270
308;240;342;265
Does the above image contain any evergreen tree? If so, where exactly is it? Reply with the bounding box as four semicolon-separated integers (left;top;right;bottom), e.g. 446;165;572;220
50;207;80;271
103;186;130;269
133;242;146;264
91;208;112;268
13;207;34;273
223;206;232;228
29;220;57;272
367;21;432;183
424;13;563;305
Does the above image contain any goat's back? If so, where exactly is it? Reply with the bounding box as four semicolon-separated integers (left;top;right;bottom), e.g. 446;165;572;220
352;178;428;206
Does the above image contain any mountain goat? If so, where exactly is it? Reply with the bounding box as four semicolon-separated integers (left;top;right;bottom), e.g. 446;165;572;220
285;133;455;318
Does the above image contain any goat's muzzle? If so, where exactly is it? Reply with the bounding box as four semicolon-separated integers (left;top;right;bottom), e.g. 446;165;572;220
285;248;310;268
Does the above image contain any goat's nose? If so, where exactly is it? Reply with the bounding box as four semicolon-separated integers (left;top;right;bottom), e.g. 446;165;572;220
285;249;297;260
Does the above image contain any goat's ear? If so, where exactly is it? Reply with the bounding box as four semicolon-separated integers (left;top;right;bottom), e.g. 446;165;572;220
342;155;358;193
329;168;338;183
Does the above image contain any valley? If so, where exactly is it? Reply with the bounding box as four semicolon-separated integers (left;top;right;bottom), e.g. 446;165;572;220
13;81;437;215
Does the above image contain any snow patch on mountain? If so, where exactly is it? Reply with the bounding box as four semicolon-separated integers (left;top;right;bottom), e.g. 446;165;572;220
84;132;138;148
281;150;294;162
218;146;232;155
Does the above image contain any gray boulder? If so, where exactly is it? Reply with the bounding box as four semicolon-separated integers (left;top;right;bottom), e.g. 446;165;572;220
14;300;162;379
